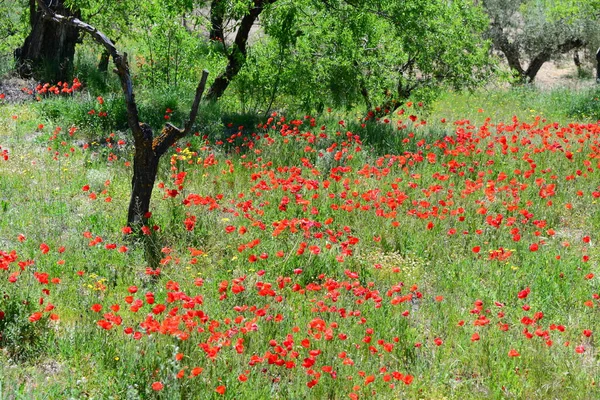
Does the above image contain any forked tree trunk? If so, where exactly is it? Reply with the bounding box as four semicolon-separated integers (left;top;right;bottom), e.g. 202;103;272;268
16;0;80;81
490;22;585;83
35;0;209;228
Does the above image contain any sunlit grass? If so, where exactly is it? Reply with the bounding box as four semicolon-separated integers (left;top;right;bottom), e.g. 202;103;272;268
1;86;600;399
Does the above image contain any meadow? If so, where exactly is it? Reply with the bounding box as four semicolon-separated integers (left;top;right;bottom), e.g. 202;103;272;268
1;80;600;399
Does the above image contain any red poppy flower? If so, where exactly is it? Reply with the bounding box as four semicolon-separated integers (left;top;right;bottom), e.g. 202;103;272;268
91;304;102;312
518;287;530;299
215;385;226;395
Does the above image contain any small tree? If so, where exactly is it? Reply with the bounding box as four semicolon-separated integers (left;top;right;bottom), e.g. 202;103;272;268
35;0;209;227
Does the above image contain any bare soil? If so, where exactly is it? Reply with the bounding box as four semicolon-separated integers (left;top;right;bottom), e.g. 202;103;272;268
534;59;596;90
0;75;37;103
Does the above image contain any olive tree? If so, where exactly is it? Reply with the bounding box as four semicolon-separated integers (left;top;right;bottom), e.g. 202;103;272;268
483;0;598;82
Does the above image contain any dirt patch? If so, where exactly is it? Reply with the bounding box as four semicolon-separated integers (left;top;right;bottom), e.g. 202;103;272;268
0;75;37;104
534;60;596;90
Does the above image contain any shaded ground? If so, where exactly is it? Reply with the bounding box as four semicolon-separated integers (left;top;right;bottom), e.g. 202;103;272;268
0;76;36;103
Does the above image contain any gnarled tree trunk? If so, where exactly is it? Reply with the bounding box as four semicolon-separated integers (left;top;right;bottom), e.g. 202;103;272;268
524;39;584;82
490;22;585;83
16;0;80;81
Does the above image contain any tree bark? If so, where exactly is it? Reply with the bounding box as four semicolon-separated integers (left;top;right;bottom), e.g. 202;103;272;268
490;21;585;83
35;0;209;228
98;38;117;73
488;22;525;80
525;39;585;82
98;49;110;73
209;0;225;41
128;126;159;226
523;50;552;82
206;0;271;101
16;0;80;81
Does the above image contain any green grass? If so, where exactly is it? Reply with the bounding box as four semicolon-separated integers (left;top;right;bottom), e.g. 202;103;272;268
429;85;600;125
1;84;600;399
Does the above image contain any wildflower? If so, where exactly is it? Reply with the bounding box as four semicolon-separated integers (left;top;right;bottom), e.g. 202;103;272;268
28;312;43;322
91;304;102;312
518;287;530;299
215;385;226;395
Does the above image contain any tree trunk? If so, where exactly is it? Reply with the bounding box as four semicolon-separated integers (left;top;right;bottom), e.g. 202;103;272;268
489;22;525;81
525;39;584;82
206;0;269;101
210;0;225;41
127;125;159;226
98;38;116;73
16;0;80;81
98;49;110;73
35;0;209;230
524;50;551;82
128;156;159;226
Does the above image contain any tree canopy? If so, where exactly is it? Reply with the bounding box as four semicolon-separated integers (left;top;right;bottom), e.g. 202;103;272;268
7;0;600;111
6;0;495;111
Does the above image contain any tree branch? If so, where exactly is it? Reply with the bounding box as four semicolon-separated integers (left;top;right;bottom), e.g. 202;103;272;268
152;70;210;158
35;0;144;143
206;0;273;100
184;69;210;135
152;123;184;158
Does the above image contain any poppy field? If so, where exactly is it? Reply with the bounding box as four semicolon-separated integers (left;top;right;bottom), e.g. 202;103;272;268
1;91;600;399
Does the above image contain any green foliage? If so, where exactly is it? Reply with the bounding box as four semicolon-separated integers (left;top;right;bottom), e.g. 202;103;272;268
0;287;53;362
565;86;600;120
544;0;600;22
232;0;491;112
9;0;493;115
0;0;28;74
